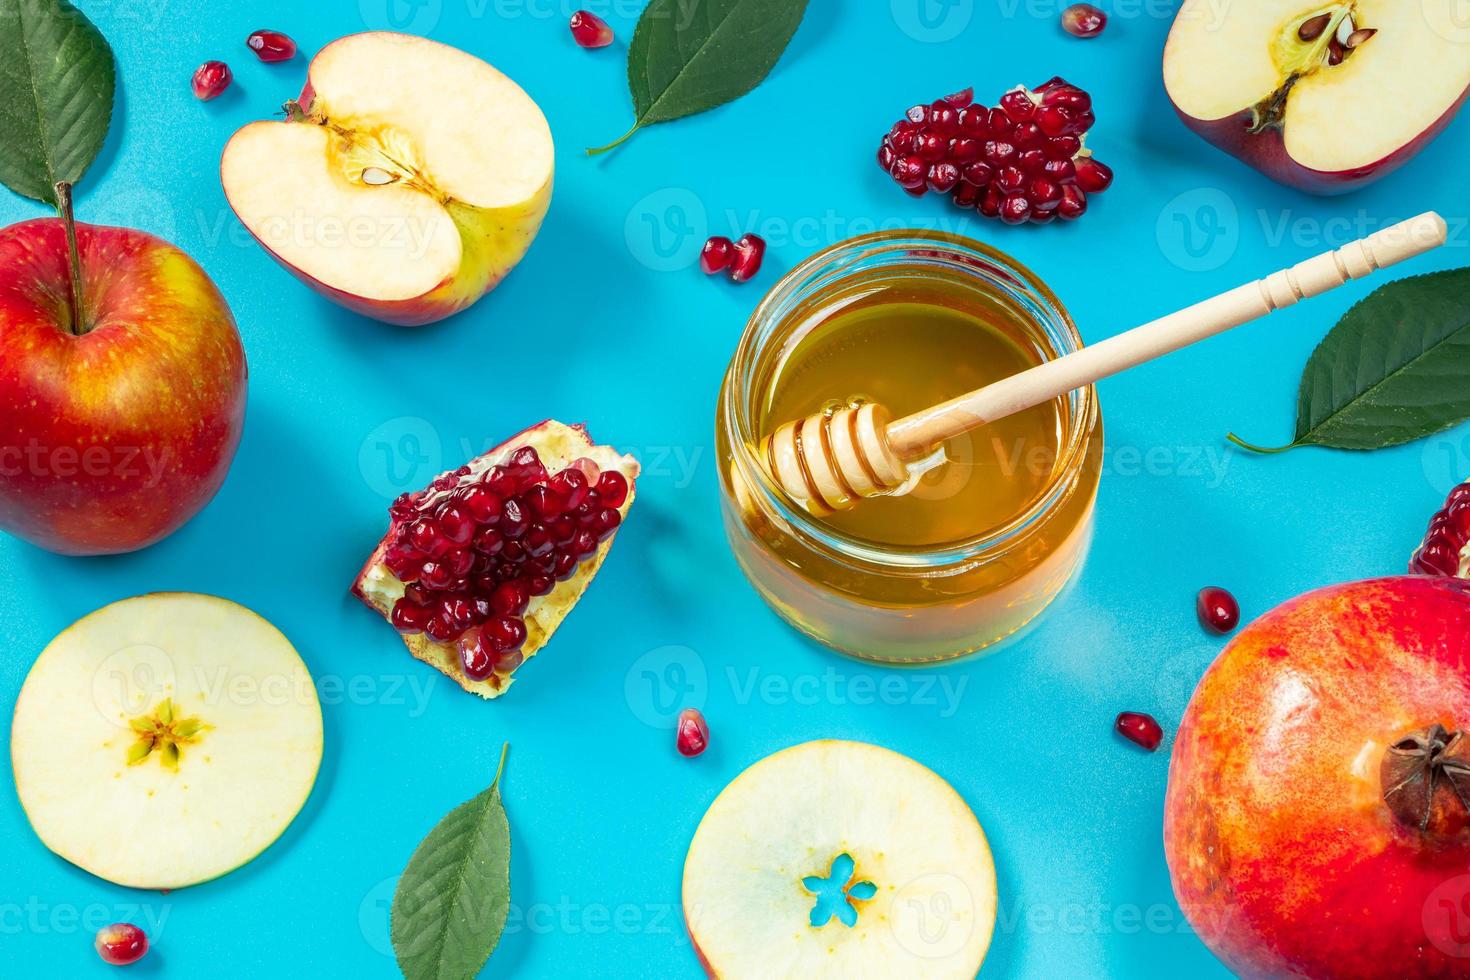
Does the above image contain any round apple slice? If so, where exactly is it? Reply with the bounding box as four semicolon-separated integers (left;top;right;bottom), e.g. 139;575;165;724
11;593;323;890
683;740;997;978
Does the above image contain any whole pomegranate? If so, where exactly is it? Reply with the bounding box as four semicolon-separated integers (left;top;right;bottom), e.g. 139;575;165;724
1165;576;1470;978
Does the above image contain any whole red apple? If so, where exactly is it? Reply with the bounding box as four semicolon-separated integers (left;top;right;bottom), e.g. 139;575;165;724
1166;576;1470;979
0;218;246;555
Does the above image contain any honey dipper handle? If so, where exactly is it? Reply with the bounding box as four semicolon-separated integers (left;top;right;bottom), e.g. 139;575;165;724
886;211;1449;458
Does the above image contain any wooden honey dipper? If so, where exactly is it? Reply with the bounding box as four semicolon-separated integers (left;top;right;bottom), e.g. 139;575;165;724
764;212;1448;515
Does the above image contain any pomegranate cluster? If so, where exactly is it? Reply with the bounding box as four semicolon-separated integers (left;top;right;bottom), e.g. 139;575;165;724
1412;480;1470;577
379;446;628;682
877;78;1114;225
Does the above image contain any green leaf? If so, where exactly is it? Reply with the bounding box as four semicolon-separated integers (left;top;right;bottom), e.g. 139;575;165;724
391;746;511;980
1229;268;1470;453
0;0;116;205
589;0;809;154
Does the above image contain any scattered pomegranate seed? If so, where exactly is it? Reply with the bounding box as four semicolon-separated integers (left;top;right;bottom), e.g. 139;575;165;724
1116;712;1165;752
384;445;629;686
1197;586;1241;634
730;234;766;283
246;29;296;62
95;923;148;966
676;708;710;757
569;10;614;48
1412;480;1470;578
191;61;232;101
700;236;733;274
877;77;1110;226
1061;4;1107;38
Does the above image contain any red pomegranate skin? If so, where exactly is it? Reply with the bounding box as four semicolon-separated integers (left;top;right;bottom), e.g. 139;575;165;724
1165;576;1470;979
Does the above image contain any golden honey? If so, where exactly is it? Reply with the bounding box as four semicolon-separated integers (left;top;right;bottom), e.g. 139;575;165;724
717;231;1102;664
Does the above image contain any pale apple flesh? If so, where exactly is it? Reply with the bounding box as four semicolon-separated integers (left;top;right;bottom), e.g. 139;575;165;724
353;420;638;698
0;219;246;555
1164;0;1470;193
221;32;554;326
682;740;997;979
11;594;323;890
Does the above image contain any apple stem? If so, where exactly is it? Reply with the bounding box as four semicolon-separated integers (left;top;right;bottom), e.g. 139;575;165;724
53;181;88;337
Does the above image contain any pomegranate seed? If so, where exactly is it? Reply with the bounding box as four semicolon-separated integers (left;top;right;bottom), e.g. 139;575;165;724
1116;712;1165;752
569;10;614;48
485;616;528;652
549;468;590;510
945;87;974;108
676;708;710;757
457;485;503;523
527;574;555;596
483;464;518;499
437;504;475;545
500;499;529;538
1075;156;1113;192
95;923;148;966
495;648;526;673
1197;586;1241;634
999;195;1031;225
460;633;496;681
490;581;530;616
701;236;734;274
730;234;766;283
246;29;297;62
1061;4;1107;37
420;561;455;590
425;618;457;642
1412;480;1470;578
1057;184;1088;220
391;599;433;634
998;89;1036;121
191;61;232;101
596;471;629;508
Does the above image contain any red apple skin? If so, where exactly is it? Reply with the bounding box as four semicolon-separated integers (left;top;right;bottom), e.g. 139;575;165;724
1165;576;1470;979
0;219;247;555
1168;87;1470;195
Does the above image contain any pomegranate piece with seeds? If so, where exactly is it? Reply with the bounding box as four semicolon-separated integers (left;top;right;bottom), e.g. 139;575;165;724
676;708;710;757
1412;479;1470;578
95;923;148;966
353;420;638;698
1197;586;1241;634
1061;4;1107;38
1116;711;1165;752
876;77;1113;225
246;29;297;62
569;10;615;48
191;61;232;101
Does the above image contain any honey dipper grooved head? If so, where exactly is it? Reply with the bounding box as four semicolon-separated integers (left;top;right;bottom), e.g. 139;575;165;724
762;403;913;515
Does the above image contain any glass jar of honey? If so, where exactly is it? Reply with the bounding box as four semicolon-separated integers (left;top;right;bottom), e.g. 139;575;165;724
716;230;1102;664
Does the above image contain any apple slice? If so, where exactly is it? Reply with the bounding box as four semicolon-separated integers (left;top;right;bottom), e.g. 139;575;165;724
353;420;637;698
1164;1;1470;193
10;594;323;889
683;740;997;978
221;31;553;325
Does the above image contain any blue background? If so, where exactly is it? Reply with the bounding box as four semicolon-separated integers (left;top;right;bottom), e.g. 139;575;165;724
3;0;1468;976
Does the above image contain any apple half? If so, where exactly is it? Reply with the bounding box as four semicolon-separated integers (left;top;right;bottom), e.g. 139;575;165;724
1164;1;1470;193
682;740;997;978
11;593;323;890
221;32;554;325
